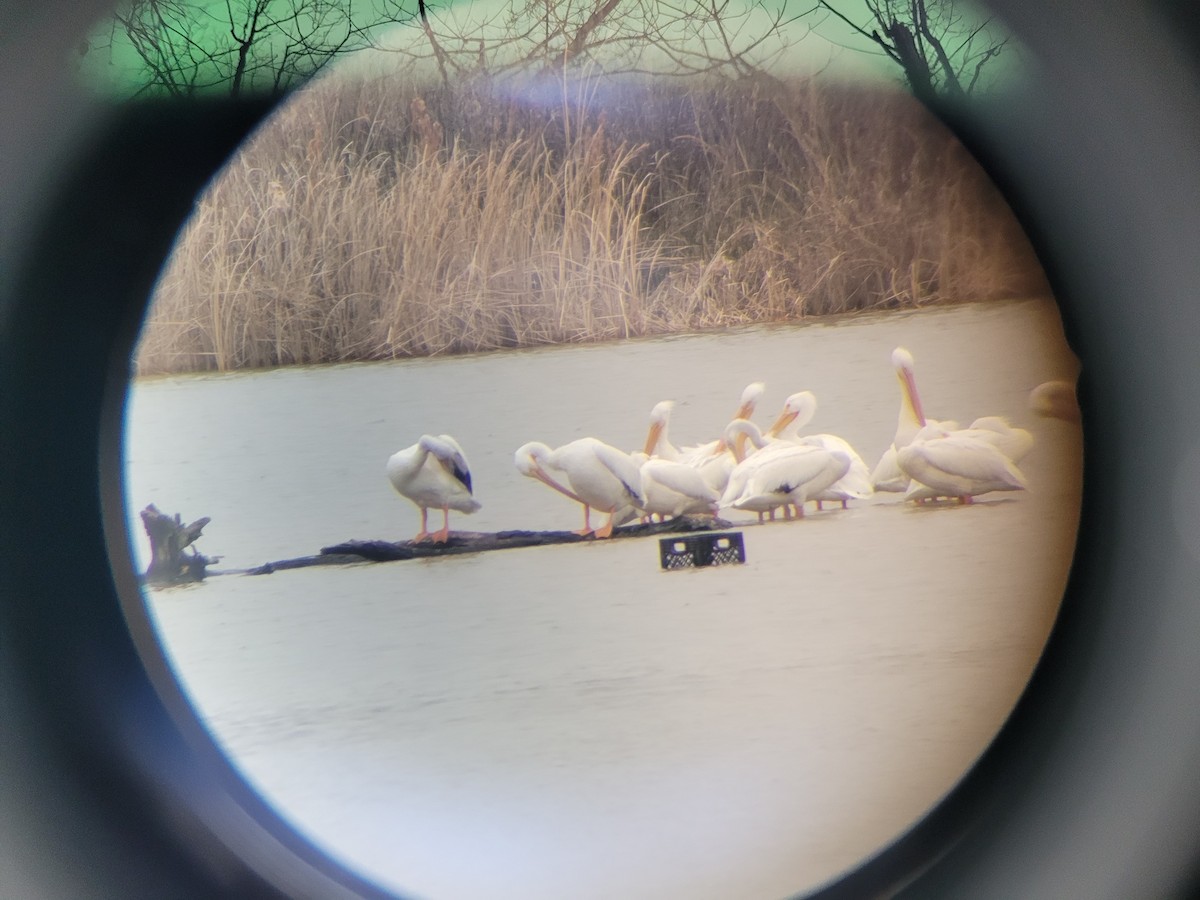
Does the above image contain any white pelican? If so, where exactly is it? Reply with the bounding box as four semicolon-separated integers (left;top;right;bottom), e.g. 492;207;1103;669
515;438;645;538
721;420;851;520
871;347;935;492
897;423;1028;503
387;434;481;543
1029;380;1080;423
637;456;721;520
764;391;873;508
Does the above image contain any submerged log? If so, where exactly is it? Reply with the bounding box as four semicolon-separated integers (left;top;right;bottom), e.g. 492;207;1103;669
140;504;216;585
235;515;730;576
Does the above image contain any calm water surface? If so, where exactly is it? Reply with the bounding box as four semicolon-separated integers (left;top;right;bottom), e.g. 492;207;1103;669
123;299;1081;899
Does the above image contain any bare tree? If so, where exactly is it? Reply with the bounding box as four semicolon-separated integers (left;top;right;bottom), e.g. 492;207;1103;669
381;0;816;84
815;0;1008;104
101;0;418;98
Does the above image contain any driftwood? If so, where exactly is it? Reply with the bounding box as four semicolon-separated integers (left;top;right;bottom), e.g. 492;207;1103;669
140;504;216;585
228;516;732;576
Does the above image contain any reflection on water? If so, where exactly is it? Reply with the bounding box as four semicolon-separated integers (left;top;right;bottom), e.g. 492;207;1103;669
123;299;1080;898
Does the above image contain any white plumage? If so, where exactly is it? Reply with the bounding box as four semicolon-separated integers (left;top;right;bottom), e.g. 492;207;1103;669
637;456;720;520
720;419;850;520
387;434;481;542
764;390;873;508
897;423;1028;503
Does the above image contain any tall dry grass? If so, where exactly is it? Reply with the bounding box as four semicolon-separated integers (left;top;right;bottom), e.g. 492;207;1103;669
136;73;1049;374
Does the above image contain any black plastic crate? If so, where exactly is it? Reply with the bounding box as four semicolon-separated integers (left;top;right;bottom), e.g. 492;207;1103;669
659;532;745;570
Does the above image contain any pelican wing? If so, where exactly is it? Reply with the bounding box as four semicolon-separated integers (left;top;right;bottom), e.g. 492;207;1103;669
901;437;1028;491
591;439;646;507
741;447;840;499
642;459;719;504
425;434;474;493
965;417;1034;462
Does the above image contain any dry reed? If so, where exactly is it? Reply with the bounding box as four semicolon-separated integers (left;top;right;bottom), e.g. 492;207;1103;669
135;73;1049;374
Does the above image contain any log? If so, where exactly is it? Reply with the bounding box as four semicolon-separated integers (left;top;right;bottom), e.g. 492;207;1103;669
230;515;731;576
140;504;216;585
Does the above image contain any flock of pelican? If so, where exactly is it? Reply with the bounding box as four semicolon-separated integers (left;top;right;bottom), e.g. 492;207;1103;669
387;346;1076;543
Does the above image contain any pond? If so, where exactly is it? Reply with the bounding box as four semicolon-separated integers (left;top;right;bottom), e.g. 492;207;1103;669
122;297;1081;899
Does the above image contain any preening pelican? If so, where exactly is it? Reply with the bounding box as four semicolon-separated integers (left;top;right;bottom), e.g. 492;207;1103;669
515;438;645;538
638;456;720;519
1029;380;1080;423
897;424;1028;503
721;419;851;520
764;391;873;508
387;434;481;542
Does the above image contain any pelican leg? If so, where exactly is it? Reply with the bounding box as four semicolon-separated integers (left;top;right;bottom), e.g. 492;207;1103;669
431;506;451;543
959;495;973;505
575;504;595;536
794;503;805;519
413;506;431;542
815;500;824;511
783;505;793;521
593;510;617;539
841;499;849;509
757;512;765;524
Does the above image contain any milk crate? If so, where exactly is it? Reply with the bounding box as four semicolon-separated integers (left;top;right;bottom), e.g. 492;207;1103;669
658;532;745;570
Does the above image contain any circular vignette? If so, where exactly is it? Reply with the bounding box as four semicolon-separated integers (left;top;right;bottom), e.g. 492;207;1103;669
2;2;1200;899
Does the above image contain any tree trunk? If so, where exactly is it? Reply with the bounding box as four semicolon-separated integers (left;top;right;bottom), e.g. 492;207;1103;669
140;504;213;585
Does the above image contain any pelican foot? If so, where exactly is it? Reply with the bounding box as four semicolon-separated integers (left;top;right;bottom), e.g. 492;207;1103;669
431;528;451;543
592;522;615;539
574;527;595;537
412;531;431;543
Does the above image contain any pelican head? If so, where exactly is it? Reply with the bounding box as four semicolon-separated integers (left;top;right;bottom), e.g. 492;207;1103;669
734;382;766;420
514;441;573;497
643;400;675;455
766;391;817;439
891;346;926;429
723;418;767;462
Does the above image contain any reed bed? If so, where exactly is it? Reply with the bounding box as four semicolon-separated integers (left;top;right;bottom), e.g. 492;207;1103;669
136;73;1049;374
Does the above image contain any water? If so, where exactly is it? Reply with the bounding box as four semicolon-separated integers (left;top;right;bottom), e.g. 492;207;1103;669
122;298;1081;899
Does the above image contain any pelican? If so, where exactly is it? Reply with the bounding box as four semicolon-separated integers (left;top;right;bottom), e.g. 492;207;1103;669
721;420;851;520
386;434;481;543
637;455;721;520
1029;380;1080;423
897;423;1028;503
515;438;645;538
871;347;933;492
764;391;873;508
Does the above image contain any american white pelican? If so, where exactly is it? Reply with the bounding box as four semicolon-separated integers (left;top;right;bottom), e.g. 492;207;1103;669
871;347;932;492
721;420;851;520
764;391;873;508
1029;380;1080;423
897;423;1028;503
515;438;645;538
387;434;481;543
637;456;721;520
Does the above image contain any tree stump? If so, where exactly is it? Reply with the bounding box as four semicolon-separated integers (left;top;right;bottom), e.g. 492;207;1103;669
140;504;214;585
